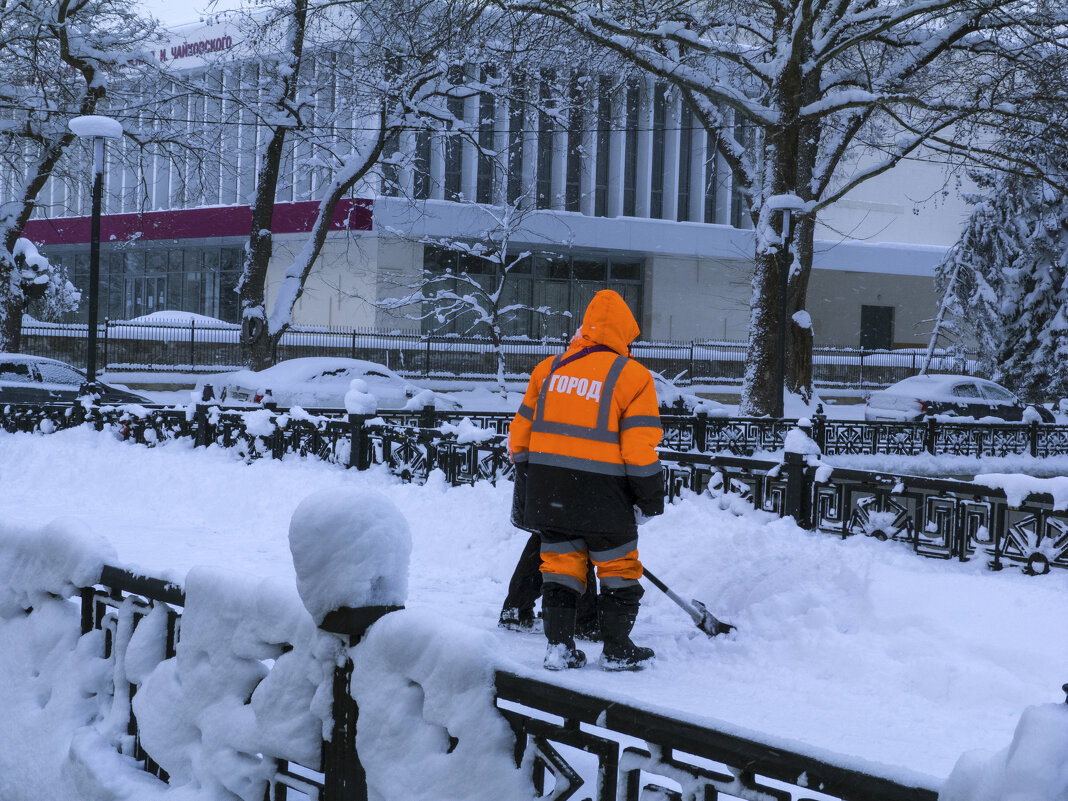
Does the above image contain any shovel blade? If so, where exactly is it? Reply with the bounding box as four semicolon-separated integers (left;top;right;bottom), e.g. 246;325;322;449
691;599;736;637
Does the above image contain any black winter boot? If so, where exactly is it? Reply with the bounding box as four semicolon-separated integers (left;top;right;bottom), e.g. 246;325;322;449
541;585;587;670
599;585;654;671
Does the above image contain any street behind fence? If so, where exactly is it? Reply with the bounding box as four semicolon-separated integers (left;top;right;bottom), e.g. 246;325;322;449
20;318;974;388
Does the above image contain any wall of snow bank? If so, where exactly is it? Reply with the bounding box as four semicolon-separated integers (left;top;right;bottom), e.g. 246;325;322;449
941;701;1068;801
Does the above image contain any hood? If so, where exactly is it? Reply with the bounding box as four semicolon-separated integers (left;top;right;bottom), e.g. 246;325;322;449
574;290;640;356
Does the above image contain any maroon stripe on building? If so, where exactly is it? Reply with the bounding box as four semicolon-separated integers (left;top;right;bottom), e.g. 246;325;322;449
22;198;373;246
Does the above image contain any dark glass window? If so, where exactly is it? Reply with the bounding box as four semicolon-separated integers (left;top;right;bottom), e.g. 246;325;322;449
565;74;584;212
595;79;611;217
678;103;693;222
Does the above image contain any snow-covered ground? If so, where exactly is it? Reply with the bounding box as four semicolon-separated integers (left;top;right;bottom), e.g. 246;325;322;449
0;424;1065;800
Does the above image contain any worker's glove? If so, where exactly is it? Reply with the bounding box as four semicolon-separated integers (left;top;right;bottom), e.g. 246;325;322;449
634;506;652;526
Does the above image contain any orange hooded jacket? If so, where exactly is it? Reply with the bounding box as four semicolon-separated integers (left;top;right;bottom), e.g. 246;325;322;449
509;290;664;534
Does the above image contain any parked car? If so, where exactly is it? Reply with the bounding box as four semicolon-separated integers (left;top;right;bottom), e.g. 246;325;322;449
196;357;461;411
0;353;150;405
864;374;1055;423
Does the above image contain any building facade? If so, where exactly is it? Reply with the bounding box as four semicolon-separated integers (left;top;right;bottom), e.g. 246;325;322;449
11;17;970;350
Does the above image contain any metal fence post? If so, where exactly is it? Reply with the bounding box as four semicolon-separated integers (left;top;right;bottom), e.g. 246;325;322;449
1029;419;1040;458
419;403;437;430
783;451;808;526
103;317;109;371
195;385;214;448
348;413;371;470
925;417;937;455
694;411;708;452
810;407;827;452
190;320;196;371
425;336;432;377
318;604;403;801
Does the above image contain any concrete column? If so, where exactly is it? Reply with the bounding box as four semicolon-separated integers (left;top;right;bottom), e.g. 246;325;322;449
689;116;707;223
398;130;416;198
662;90;681;221
714;109;732;225
607;89;626;218
521;97;539;210
430;134;446;201
462;89;479;202
635;75;654;219
493;95;511;205
550;106;567;211
580;85;597;217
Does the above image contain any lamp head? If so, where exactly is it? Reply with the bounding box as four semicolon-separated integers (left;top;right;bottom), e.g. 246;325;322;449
69;116;124;139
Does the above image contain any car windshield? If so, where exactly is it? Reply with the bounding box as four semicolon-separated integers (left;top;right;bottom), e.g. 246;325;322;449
0;362;34;383
37;362;84;386
979;382;1015;402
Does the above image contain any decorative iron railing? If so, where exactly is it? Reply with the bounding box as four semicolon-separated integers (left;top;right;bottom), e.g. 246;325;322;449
75;564;946;801
496;672;940;801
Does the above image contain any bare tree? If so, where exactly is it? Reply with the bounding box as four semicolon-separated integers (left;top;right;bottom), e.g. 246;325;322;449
377;196;575;393
0;0;157;352
214;0;533;370
500;0;1065;414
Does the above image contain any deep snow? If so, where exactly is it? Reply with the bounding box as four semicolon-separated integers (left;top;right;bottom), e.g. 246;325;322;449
0;425;1065;799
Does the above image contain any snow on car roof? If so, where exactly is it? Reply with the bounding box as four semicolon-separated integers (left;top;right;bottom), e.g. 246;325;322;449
883;374;982;392
127;311;238;326
242;357;404;382
0;352;69;367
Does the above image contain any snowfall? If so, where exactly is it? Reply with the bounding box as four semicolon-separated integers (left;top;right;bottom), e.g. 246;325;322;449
0;393;1066;801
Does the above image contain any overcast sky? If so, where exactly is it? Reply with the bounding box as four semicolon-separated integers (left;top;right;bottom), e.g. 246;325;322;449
139;0;245;26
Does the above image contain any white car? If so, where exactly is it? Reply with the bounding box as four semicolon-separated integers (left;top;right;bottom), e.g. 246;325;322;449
864;374;1054;423
196;357;459;411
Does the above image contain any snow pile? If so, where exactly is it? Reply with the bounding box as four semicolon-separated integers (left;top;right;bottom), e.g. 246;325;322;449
405;389;438;411
0;518;115;615
941;702;1068;801
974;473;1068;510
783;422;822;460
351;609;532;801
131;567;333;800
439;417;498;444
344;379;378;415
289;488;411;624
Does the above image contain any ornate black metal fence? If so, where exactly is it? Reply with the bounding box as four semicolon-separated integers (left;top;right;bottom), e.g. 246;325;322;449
75;564;945;801
3;400;1067;573
496;672;940;801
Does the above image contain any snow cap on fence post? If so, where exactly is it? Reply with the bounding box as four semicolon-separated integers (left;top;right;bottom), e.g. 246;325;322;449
344;379;377;416
288;488;410;631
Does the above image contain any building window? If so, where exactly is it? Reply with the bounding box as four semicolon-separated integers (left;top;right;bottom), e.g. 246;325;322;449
46;244;246;324
565;74;585;212
536;73;555;210
704;130;719;223
677;103;693;222
422;245;643;339
594;78;611;217
860;304;895;350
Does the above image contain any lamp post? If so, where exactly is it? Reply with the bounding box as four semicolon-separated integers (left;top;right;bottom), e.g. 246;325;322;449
765;193;806;419
68;115;123;390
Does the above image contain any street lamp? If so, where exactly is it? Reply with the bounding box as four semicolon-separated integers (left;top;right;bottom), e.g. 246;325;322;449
68;115;123;390
765;193;806;419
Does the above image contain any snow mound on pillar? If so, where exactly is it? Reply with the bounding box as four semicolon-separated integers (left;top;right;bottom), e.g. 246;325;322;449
344;378;378;415
288;488;411;624
351;609;533;801
0;518;115;615
940;702;1068;801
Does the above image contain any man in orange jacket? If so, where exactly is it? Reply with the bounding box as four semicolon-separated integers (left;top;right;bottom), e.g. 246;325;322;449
509;289;665;671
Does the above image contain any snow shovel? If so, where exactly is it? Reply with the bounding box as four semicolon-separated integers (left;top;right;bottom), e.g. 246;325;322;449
643;568;736;637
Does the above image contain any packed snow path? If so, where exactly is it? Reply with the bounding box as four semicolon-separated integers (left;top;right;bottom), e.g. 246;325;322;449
1;427;1065;787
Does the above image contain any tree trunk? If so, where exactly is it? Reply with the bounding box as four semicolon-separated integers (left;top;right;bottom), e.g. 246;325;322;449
787;214;815;401
739;248;781;416
0;283;23;353
237;0;308;370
